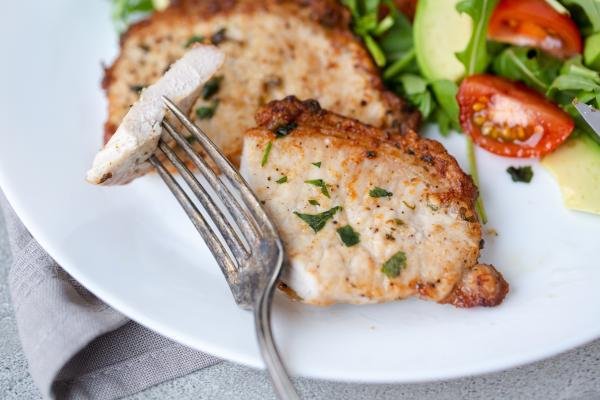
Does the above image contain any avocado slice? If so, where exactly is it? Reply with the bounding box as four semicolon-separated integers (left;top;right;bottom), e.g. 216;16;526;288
542;134;600;215
413;0;472;81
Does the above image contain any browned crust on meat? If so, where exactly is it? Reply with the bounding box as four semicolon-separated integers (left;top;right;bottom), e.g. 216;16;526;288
253;96;478;208
101;0;420;143
442;264;509;308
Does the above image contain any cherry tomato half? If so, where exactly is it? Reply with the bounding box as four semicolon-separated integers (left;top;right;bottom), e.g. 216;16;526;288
489;0;582;59
457;75;574;158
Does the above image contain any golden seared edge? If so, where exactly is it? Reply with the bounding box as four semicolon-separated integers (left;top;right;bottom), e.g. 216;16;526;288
102;0;420;165
241;96;508;307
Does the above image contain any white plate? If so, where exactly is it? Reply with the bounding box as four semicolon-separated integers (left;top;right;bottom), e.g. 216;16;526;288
1;0;599;383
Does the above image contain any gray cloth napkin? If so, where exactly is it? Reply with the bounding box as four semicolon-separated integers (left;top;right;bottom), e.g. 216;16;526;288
0;192;221;400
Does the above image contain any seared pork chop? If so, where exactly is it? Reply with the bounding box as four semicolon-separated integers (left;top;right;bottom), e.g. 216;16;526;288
88;45;224;185
240;97;508;307
102;0;420;165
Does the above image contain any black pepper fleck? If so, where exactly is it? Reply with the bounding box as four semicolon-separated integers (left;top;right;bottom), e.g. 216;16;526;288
211;28;227;45
420;154;434;165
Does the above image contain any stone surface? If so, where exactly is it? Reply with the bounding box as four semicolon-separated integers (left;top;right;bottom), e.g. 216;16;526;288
0;211;599;400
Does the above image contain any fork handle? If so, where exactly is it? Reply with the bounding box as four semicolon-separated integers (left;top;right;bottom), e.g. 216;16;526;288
254;280;301;400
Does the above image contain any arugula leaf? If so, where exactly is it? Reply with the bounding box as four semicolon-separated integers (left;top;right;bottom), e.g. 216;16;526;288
393;74;434;117
431;108;455;136
455;0;499;75
492;47;562;93
337;225;361;247
343;0;416;71
369;187;393;198
374;15;395;35
364;0;380;13
584;32;600;69
378;2;414;62
546;56;600;144
507;166;534;183
341;0;359;16
400;74;427;94
294;207;341;233
548;56;600;95
381;251;407;278
561;1;600;68
111;0;155;31
383;49;417;80
562;0;600;32
364;35;387;67
430;80;461;134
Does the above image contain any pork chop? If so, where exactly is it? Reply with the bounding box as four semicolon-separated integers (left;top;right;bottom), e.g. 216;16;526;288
240;97;508;307
88;45;224;185
102;0;420;166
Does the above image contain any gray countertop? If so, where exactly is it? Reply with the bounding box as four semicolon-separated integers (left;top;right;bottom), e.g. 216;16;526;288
1;211;599;399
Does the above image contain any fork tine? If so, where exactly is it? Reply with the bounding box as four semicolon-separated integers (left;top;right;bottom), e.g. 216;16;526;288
148;155;238;283
162;96;278;235
161;119;261;244
157;141;249;260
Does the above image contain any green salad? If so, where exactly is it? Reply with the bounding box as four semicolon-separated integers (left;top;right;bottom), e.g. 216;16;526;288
343;0;600;218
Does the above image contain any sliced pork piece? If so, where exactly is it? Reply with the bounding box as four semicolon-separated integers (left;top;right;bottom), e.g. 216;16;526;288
102;0;421;165
240;97;508;307
87;45;224;185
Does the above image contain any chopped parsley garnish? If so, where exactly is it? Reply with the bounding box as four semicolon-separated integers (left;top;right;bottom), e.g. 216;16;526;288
305;179;330;198
211;28;227;45
294;206;341;233
196;101;219;119
369;187;393;198
507;166;534;183
201;76;223;100
184;35;205;48
337;225;360;247
308;199;320;206
276;176;288;184
275;122;298;138
312;161;322;168
261;141;273;167
381;251;407;278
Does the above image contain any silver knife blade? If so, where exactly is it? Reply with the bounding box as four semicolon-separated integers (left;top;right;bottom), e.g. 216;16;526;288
573;100;600;135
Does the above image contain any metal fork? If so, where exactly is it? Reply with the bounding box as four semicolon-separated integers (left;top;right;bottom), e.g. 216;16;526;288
148;96;300;400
